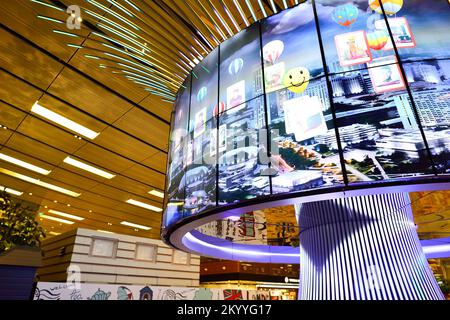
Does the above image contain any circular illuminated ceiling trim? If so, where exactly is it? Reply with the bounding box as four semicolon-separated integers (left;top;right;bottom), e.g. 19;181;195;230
164;178;450;264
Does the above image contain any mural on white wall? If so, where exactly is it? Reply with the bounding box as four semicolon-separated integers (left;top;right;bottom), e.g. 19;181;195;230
33;282;270;300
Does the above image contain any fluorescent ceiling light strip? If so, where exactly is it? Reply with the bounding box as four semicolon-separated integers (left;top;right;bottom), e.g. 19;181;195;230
245;0;258;22
31;102;99;139
148;189;164;198
63;157;115;179
31;0;64;11
212;7;234;36
124;0;141;12
86;0;140;31
144;89;176;100
193;37;209;55
196;31;215;51
233;1;249;26
67;44;84;49
222;3;240;32
84;54;100;60
97;229;114;234
258;0;268;18
270;0;277;14
118;62;154;74
124;74;171;91
176;63;190;74
106;0;135;18
120;221;151;230
422;244;450;254
48;209;84;221
53;29;80;37
133;82;175;97
97;23;149;51
49;231;61;236
129;78;174;95
282;0;289;10
0;168;81;197
85;9;138;38
94;32;144;57
101;44;176;83
0;185;23;196
162;99;175;104
37;15;64;24
0;152;51;175
125;199;162;212
40;213;74;224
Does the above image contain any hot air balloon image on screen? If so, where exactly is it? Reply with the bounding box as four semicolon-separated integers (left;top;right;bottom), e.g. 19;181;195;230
262;40;284;65
196;86;207;102
228;58;244;75
331;4;359;27
367;30;389;50
369;0;403;15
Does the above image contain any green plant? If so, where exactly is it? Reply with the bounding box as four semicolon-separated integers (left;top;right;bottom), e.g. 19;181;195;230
0;190;46;253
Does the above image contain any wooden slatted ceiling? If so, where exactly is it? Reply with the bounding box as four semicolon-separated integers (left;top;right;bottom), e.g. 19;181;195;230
0;0;300;238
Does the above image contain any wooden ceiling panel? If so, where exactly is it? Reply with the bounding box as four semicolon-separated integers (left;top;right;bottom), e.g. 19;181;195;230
73;143;134;173
120;163;166;190
0;102;27;130
4;133;67;166
113;107;169;151
141;151;168;174
93;126;160;163
101;175;159;200
0;70;42;111
0;0;81;62
47;67;133;123
47;167;100;191
139;94;172;122
15;117;85;153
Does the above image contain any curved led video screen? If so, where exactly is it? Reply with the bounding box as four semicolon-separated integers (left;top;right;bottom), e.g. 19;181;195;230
163;0;450;230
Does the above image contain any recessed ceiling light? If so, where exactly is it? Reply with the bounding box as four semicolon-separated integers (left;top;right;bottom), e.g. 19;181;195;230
148;189;164;198
31;101;99;139
63;156;115;179
0;168;81;197
107;222;112;226
97;229;114;234
44;205;48;208
120;221;151;230
28;192;33;196
39;213;74;224
49;231;61;236
0;185;23;196
126;199;162;212
54;200;58;203
48;209;84;221
89;210;92;213
67;204;70;207
0;152;51;175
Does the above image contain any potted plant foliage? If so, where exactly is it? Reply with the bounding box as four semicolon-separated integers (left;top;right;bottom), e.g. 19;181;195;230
0;190;46;300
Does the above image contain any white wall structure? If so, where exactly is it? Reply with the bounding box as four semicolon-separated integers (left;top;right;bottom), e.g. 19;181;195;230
38;228;200;287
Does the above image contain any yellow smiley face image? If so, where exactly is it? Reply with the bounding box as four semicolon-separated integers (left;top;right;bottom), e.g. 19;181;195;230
283;67;310;94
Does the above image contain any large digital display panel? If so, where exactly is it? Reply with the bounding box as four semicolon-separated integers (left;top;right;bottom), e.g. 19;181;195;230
190;47;219;132
267;77;344;193
218;96;270;203
261;1;324;92
163;1;450;228
219;23;263;113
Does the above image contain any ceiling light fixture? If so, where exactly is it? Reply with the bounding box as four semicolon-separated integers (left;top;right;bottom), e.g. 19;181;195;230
39;213;74;224
0;152;51;175
49;231;61;236
63;156;115;179
48;209;84;221
120;221;151;230
125;199;162;212
31;102;99;139
0;168;81;197
97;229;114;234
148;189;164;198
0;185;23;196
